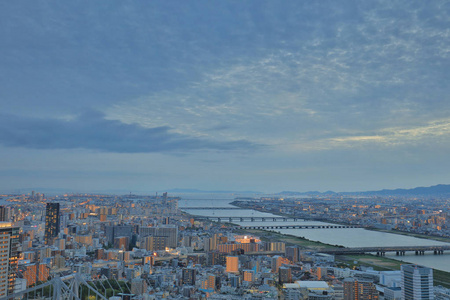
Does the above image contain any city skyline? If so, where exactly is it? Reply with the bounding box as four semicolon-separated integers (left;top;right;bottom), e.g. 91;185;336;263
1;1;449;193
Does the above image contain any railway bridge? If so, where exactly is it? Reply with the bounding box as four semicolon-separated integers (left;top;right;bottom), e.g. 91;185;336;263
193;216;303;222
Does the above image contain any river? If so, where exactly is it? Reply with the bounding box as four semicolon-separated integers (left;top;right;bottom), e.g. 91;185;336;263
178;194;450;273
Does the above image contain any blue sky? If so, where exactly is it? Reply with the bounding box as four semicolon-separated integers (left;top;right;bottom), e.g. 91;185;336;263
0;1;449;193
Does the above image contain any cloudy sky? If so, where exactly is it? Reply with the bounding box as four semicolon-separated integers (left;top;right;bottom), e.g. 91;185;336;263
1;1;449;193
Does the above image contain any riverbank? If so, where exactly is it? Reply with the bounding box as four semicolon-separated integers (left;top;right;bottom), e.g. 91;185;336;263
367;227;450;244
183;204;450;286
224;206;450;287
236;227;450;287
235;228;340;249
336;254;450;288
231;201;450;245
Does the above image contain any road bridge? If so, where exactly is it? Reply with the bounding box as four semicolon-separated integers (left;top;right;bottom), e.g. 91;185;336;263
316;245;450;256
240;224;360;230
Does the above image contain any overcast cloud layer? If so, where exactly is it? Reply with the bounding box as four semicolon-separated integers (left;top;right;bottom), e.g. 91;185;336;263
0;1;449;193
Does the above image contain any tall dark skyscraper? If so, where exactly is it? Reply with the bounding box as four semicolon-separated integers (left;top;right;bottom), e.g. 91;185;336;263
0;206;9;222
44;203;60;245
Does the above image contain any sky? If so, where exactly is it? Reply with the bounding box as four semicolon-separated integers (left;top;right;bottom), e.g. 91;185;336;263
0;1;449;194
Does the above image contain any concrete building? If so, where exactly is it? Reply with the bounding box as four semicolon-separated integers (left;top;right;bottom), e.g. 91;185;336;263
182;268;196;285
279;267;293;284
0;206;10;222
44;203;60;245
343;278;378;300
105;225;133;245
401;264;433;300
139;226;178;248
0;223;19;297
141;236;166;251
226;256;239;274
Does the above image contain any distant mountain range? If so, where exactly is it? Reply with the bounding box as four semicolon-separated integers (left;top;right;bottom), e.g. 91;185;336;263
5;184;450;197
355;184;450;196
166;188;262;194
278;184;450;197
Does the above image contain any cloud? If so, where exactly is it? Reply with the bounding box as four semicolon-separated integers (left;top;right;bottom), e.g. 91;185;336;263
285;119;450;151
0;111;259;153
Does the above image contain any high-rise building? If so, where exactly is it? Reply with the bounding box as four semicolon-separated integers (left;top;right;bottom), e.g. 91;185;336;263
226;256;239;274
0;223;19;297
243;270;255;282
0;206;9;222
271;255;283;273
201;274;216;290
141;236;166;251
343;278;378;300
182;268;196;285
114;236;129;251
279;267;293;284
18;263;50;287
105;224;133;245
229;274;240;288
285;246;300;263
44;203;60;245
401;264;433;300
139;226;178;248
206;251;226;266
265;241;285;252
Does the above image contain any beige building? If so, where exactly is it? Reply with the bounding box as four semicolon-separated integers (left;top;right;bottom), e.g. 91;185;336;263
226;256;239;274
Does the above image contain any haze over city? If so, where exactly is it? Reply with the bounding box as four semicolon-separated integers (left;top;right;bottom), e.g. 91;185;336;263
1;1;449;193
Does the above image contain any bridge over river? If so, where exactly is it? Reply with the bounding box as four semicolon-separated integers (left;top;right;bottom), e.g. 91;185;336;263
180;207;243;210
316;245;450;256
240;224;360;229
193;216;303;222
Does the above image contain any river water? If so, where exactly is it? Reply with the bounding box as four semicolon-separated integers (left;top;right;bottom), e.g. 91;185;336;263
178;195;450;273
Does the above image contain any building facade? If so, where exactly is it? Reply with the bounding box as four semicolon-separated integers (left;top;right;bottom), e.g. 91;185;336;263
44;203;60;245
401;264;433;300
343;278;378;300
0;223;19;297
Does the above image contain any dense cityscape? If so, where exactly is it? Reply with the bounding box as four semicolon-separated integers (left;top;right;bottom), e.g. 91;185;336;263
1;1;450;299
0;191;448;299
